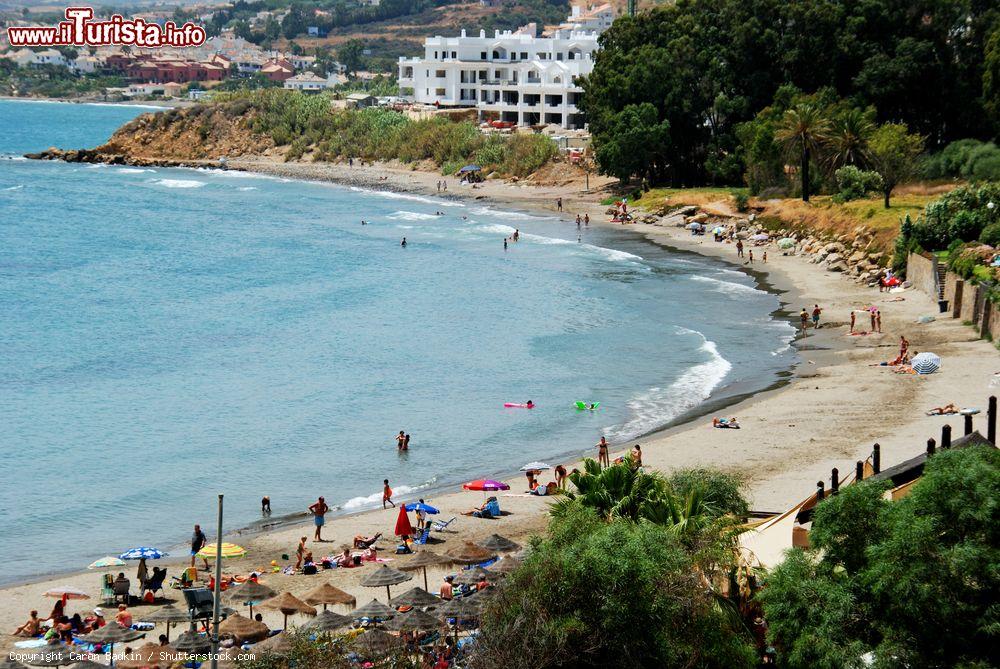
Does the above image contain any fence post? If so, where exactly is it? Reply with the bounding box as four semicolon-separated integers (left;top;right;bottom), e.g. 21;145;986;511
816;480;825;501
942;425;952;449
989;396;997;445
856;460;864;481
873;443;881;474
965;413;974;435
831;468;839;494
926;438;936;456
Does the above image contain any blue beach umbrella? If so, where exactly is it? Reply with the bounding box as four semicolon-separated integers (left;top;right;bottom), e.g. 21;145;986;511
457;165;481;173
119;547;167;560
911;352;941;375
404;502;440;515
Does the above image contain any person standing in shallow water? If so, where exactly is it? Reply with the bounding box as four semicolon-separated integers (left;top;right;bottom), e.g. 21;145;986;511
396;430;406;451
308;497;329;542
383;479;395;509
596;436;610;467
401;237;407;248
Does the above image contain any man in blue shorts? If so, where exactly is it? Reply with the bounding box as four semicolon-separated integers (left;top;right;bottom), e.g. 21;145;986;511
309;497;329;542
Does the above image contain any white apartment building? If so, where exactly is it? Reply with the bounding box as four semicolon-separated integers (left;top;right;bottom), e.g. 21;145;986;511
559;3;615;33
398;27;599;129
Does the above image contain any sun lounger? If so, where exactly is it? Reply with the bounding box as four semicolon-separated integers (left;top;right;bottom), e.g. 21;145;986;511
413;528;431;545
431;516;457;532
141;570;167;599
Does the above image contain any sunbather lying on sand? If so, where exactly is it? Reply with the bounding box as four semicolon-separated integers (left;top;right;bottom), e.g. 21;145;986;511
927;403;961;415
712;417;740;429
353;533;382;549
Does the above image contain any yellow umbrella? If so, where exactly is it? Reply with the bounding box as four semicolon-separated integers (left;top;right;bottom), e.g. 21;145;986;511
196;542;247;559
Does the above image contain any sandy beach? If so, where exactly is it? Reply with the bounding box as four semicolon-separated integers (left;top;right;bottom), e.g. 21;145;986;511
3;157;996;651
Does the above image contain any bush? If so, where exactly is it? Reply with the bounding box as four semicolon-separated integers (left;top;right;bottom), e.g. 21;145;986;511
910;182;1000;251
833;165;883;202
980;222;1000;246
732;189;750;212
921;138;1000;180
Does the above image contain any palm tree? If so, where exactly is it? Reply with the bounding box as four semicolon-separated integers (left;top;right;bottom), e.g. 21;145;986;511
556;457;666;521
775;104;830;202
826;108;874;171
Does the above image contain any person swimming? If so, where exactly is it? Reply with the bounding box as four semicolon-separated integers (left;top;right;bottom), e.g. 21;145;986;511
525;400;534;408
401;237;407;247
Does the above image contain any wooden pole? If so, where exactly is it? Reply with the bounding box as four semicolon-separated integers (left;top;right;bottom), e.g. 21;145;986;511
926;438;936;456
942;425;951;449
831;468;839;494
856;460;864;481
988;396;997;444
816;480;825;501
873;443;881;474
210;494;224;669
965;413;973;435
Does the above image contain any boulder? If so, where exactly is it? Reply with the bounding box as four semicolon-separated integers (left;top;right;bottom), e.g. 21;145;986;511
824;242;846;254
827;260;847;272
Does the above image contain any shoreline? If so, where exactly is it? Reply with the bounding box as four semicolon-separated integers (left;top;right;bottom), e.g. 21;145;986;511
3;153;996;649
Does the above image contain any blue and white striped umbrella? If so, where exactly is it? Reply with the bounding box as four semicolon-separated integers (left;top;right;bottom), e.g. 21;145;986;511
911;352;941;375
119;546;167;560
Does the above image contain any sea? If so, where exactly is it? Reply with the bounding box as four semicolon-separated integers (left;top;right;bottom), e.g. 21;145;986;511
0;99;797;583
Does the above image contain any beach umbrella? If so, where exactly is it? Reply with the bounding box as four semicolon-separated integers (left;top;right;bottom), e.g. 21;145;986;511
257;592;317;630
394;506;414;538
302;582;356;610
436;598;481;642
384;608;444;632
519;462;550;472
452;566;500;586
118;547;166;561
778;237;795;249
399;550;452;590
912;352;941;375
360;564;412;600
196;543;246;560
462;479;509;492
490;556;522;574
349;629;405;657
141;604;190;641
686;222;701;230
712;226;726;235
457;165;481;174
476;534;521;553
43;586;90;600
21;650;76;668
78;622;146;660
403;501;440;515
446;541;493;565
389;586;440;608
301;609;352;633
218;613;269;643
88;557;126;570
172;631;212;655
750;233;769;241
351;599;394;621
116;643;172;669
252;631;292;656
224;580;276;618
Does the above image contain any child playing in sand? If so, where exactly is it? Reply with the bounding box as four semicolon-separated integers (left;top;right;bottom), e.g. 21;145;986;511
383;480;395;509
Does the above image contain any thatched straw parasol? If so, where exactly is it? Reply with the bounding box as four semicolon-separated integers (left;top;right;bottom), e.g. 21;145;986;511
476;534;521;554
141;604;190;641
436;597;482;642
257;592;317;630
224;581;277;618
383;608;443;632
21;650;76;667
116;643;172;669
251;631;292;655
452;566;500;586
398;550;452;590
358;565;412;600
301;582;356;610
172;631;211;655
350;599;394;621
446;542;493;565
78;623;145;656
349;629;404;657
389;586;440;608
301;609;352;633
218;613;270;643
490;556;522;574
0;659;28;669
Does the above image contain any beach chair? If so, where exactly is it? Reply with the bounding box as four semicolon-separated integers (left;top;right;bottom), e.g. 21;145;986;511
100;574;115;605
431;516;456;532
413;528;431;545
141;569;167;600
112;579;131;605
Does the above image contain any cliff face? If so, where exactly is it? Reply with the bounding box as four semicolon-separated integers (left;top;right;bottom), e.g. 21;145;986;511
27;103;274;165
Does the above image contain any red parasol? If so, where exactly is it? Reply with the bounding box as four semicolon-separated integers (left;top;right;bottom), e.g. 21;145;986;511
394;506;414;537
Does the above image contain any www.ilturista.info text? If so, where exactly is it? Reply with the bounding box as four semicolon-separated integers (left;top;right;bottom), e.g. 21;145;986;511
7;7;206;48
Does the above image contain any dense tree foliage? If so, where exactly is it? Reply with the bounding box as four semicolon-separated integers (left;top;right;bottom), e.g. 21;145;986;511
472;504;758;669
759;446;1000;669
581;0;999;186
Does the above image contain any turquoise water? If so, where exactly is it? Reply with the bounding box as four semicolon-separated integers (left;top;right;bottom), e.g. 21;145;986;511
0;99;796;582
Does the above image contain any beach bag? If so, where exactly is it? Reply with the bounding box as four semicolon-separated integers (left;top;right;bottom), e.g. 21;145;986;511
303;564;318;575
